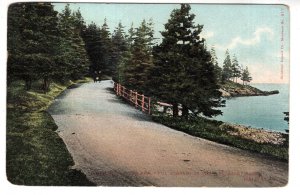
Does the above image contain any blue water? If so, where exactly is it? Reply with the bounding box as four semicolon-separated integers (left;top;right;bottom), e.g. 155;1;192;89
214;84;289;133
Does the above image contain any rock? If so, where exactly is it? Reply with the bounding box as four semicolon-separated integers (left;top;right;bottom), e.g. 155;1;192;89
219;123;286;145
220;82;279;97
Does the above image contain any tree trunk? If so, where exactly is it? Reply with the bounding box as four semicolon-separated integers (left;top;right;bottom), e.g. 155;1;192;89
172;103;178;118
43;77;50;93
25;78;32;91
182;105;189;120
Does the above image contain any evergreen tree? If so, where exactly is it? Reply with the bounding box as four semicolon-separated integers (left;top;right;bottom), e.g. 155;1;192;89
210;46;222;82
241;66;252;85
222;49;233;83
231;55;241;83
81;22;102;77
149;4;224;118
57;5;90;82
99;18;113;75
123;19;155;93
7;3;26;85
111;22;128;80
8;3;61;91
115;23;135;84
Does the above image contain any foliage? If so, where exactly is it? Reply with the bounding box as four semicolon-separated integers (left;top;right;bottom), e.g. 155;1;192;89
231;55;241;83
8;3;60;91
111;22;129;81
122;19;155;93
241;66;252;85
210;46;222;82
222;49;233;82
81;22;102;75
148;4;224;118
7;3;90;92
57;4;90;82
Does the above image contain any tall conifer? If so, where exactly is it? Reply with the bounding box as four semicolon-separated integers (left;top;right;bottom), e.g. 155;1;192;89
149;4;224;118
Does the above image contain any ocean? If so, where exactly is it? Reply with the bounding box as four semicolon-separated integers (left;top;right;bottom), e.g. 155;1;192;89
213;83;289;133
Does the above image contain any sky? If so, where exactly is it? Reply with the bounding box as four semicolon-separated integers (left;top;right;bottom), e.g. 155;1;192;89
54;3;290;83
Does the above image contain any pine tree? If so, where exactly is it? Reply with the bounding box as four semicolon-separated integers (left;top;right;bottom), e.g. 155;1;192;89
210;46;222;83
149;4;224;118
8;3;61;91
7;3;26;85
123;19;155;93
81;22;102;78
222;49;233;83
111;22;128;81
231;55;241;83
99;18;113;75
115;23;135;84
241;66;252;85
57;5;90;82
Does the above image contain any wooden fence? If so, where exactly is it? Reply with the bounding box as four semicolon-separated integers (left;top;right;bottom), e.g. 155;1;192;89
113;82;151;115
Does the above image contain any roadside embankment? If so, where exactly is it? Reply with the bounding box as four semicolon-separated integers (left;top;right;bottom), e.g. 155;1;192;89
6;78;95;185
152;115;288;161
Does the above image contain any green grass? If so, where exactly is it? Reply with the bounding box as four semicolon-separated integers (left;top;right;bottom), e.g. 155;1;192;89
7;78;95;186
152;115;288;161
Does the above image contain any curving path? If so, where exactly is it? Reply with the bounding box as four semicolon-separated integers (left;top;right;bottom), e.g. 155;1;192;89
48;80;288;187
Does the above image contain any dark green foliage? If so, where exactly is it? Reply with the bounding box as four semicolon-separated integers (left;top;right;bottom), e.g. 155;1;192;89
7;3;90;92
231;55;241;83
221;49;233;83
148;4;224;118
111;22;128;80
210;46;222;82
57;4;90;81
8;3;60;91
152;115;288;161
122;19;155;93
81;22;103;77
241;66;252;85
99;19;113;75
81;19;115;78
7;3;24;85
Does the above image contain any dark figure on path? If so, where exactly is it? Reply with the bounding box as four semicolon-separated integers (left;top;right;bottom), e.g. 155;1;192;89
93;70;102;83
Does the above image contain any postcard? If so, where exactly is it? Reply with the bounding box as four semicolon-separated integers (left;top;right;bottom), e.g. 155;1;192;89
5;1;291;188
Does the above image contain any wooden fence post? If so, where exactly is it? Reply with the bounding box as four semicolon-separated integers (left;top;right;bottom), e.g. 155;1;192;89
142;95;145;111
148;97;151;115
114;82;151;115
116;83;119;96
135;92;138;108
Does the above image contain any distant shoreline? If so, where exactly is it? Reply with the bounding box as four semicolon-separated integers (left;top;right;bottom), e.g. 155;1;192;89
219;81;279;97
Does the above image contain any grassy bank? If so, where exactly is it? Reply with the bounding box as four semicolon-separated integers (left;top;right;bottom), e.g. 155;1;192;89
152;115;288;161
6;78;95;186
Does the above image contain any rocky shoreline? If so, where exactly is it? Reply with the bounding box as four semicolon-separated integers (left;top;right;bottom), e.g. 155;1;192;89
219;82;279;97
220;123;286;145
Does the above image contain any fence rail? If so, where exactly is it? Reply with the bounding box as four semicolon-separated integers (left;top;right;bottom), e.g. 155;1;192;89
113;82;151;115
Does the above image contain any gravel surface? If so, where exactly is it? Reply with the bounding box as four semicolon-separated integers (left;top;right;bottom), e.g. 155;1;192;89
48;80;288;187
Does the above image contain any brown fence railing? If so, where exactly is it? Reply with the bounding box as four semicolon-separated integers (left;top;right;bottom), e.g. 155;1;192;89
113;82;151;115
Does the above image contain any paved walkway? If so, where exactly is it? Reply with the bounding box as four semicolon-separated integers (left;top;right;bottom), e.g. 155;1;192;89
48;80;288;187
